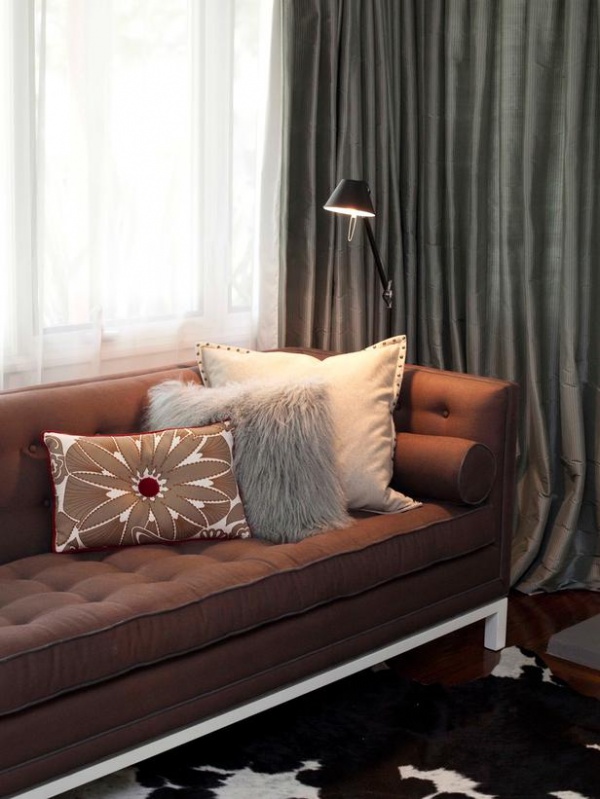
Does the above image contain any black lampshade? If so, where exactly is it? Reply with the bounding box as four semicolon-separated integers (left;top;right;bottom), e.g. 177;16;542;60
323;179;375;217
323;178;393;310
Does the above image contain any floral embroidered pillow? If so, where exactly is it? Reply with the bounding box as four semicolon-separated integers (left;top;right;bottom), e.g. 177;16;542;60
44;424;251;552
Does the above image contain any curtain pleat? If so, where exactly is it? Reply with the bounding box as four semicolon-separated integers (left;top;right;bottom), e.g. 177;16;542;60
282;0;600;592
282;0;411;351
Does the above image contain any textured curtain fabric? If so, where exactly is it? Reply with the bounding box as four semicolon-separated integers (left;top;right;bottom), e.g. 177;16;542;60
282;0;413;351
282;0;600;592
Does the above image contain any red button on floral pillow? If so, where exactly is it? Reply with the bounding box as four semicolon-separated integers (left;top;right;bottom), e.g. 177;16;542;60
43;424;250;552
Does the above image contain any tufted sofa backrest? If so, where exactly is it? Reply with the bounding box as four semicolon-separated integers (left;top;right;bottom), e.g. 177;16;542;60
0;364;201;564
0;353;518;571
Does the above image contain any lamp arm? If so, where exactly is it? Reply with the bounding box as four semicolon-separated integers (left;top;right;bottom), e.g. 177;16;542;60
363;218;393;310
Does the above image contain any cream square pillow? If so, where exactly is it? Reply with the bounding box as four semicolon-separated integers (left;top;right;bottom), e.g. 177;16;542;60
196;337;419;513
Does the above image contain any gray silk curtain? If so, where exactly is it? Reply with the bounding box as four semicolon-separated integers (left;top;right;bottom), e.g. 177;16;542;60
281;0;600;592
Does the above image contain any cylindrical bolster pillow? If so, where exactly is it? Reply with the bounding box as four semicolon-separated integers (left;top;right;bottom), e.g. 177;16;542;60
393;433;496;505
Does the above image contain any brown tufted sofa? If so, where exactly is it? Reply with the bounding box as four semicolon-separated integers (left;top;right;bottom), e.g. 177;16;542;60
0;352;518;798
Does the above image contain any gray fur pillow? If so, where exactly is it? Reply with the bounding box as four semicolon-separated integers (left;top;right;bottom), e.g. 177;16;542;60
144;378;352;543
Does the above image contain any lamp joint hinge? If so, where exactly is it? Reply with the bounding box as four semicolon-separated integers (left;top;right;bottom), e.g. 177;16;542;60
383;281;393;310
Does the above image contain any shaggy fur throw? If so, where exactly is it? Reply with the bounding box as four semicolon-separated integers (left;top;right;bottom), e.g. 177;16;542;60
144;378;352;543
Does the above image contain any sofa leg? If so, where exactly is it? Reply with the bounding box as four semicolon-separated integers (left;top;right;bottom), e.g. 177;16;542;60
484;597;508;651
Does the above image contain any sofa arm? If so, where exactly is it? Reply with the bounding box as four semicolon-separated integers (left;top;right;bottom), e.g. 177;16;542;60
393;363;518;589
393;432;496;505
395;364;517;443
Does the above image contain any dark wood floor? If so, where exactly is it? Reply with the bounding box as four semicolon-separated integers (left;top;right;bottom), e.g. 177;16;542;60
389;589;600;698
328;591;600;798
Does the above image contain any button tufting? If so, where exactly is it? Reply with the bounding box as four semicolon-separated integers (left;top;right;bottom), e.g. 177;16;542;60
42;498;52;509
442;409;450;418
29;443;38;453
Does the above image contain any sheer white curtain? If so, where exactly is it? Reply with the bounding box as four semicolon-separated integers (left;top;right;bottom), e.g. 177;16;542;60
0;0;280;389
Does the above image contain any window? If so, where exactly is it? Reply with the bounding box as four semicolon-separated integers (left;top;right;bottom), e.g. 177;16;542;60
0;0;278;387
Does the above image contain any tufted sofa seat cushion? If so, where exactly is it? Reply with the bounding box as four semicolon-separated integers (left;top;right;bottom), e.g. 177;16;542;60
0;500;494;717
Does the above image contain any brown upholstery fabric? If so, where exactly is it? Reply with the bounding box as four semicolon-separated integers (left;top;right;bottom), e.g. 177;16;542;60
2;552;504;796
0;502;492;716
393;433;496;505
396;364;518;588
0;353;519;797
0;366;201;564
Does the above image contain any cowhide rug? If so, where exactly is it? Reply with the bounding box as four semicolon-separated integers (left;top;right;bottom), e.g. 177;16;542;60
59;647;600;799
